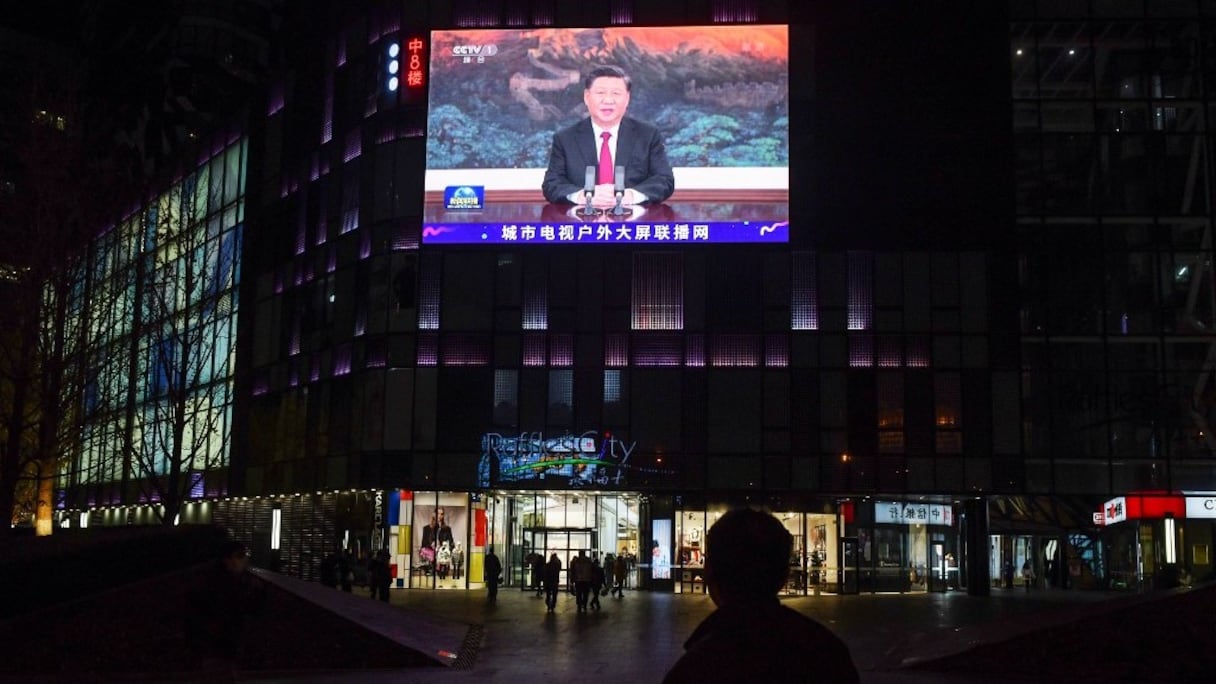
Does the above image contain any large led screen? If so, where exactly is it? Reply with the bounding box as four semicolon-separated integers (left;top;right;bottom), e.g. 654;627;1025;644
423;26;789;245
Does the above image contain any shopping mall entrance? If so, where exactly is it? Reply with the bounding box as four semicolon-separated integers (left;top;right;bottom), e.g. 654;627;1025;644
487;491;642;590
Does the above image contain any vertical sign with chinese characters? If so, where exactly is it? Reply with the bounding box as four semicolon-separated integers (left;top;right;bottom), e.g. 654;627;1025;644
406;37;426;90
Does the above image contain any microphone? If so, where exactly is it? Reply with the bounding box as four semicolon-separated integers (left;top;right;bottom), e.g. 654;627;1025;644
611;165;626;216
579;165;596;216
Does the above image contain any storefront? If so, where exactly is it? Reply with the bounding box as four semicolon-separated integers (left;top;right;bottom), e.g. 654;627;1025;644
672;504;840;596
1098;493;1215;590
849;500;959;594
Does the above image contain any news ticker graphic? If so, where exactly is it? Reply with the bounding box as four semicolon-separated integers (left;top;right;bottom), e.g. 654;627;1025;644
421;220;789;245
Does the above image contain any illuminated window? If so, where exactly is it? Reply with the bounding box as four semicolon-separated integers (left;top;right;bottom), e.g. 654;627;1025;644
632;252;683;330
847;252;872;331
441;334;489;366
685;334;706;367
549;334;574;366
633;334;682;367
935;373;962;454
417;256;441;330
849;334;874;368
791;252;818;330
522;274;548;330
878;373;905;453
711;334;759;367
605;334;629;367
523;333;547;366
764;335;789;367
548;370;574;424
604;370;622;403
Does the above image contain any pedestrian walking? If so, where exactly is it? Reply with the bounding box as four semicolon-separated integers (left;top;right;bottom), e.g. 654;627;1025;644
543;553;561;612
529;552;546;597
339;551;354;592
319;551;339;588
369;548;392;602
485;547;503;603
572;550;594;612
590;557;605;611
612;552;628;597
1021;560;1035;592
1002;559;1014;589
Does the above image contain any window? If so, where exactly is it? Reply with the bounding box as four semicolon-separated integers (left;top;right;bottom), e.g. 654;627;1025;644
632;252;683;330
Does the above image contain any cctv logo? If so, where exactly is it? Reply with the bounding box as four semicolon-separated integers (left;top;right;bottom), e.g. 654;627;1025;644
451;44;499;57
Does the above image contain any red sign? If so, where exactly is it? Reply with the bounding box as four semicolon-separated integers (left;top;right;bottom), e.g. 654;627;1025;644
406;37;426;89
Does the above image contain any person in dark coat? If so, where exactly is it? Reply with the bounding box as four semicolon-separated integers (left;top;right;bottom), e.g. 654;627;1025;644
484;547;503;603
338;551;354;592
663;509;859;684
186;541;266;676
527;551;545;596
319;552;339;588
590;557;605;611
543;553;562;613
368;548;392;602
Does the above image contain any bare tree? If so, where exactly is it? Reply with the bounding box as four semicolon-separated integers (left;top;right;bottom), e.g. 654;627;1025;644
128;177;233;525
0;75;118;532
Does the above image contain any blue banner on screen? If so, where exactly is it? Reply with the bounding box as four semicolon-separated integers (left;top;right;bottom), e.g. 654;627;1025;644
424;26;790;244
444;185;484;210
424;220;788;244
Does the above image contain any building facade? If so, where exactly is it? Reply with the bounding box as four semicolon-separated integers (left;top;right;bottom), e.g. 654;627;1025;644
52;0;1216;595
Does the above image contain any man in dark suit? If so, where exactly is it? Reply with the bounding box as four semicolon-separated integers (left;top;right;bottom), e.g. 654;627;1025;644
542;65;675;207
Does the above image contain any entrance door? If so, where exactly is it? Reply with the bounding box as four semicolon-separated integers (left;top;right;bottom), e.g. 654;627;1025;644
524;527;593;589
929;541;947;593
839;536;860;594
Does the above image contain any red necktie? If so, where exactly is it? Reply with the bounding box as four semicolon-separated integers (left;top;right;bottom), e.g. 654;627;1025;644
597;131;613;184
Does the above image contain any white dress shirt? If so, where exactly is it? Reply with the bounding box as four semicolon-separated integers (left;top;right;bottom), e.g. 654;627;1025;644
567;122;646;205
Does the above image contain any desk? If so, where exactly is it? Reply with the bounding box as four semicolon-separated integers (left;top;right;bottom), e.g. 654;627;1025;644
422;201;788;245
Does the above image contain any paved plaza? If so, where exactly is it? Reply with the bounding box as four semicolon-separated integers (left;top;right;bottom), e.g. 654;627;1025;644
249;585;1122;683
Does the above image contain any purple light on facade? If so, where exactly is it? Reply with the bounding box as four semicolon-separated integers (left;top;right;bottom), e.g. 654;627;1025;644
360;232;372;259
549;334;574;366
267;82;285;116
417;334;438;366
274;271;284;294
632;252;684;331
343;128;362;162
685;334;706;367
453;3;499;27
605;334;628;367
290;319;301;356
711;334;760;367
367;340;387;368
711;0;758;22
56;489;66;510
399;122;425;138
522;281;548;330
532;1;554;25
327;247;338;274
505;4;527;26
877;336;902;368
905;336;931;368
253;372;270;396
354;305;367;337
321;76;334;144
442;335;490;366
295;222;306;256
791;252;818;330
765;335;789;367
377;119;397;144
392;224;419;250
610;0;633;24
189;472;205;499
417;257;441;330
423;221;788;245
848;252;873;331
309;153;320;182
334;344;352;376
336;33;347;66
364;95;378;118
849;334;874;368
523;333;547;366
289;364;299;387
310;356;322;382
633;334;683;367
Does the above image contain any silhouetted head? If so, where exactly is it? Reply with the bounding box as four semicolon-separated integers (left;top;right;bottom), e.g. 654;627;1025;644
219;540;249;575
704;509;792;607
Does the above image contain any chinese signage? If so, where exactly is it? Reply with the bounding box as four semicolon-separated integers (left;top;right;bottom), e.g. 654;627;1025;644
406;36;426;89
1103;496;1127;525
422;220;789;245
874;501;954;527
478;430;671;488
1186;496;1216;519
